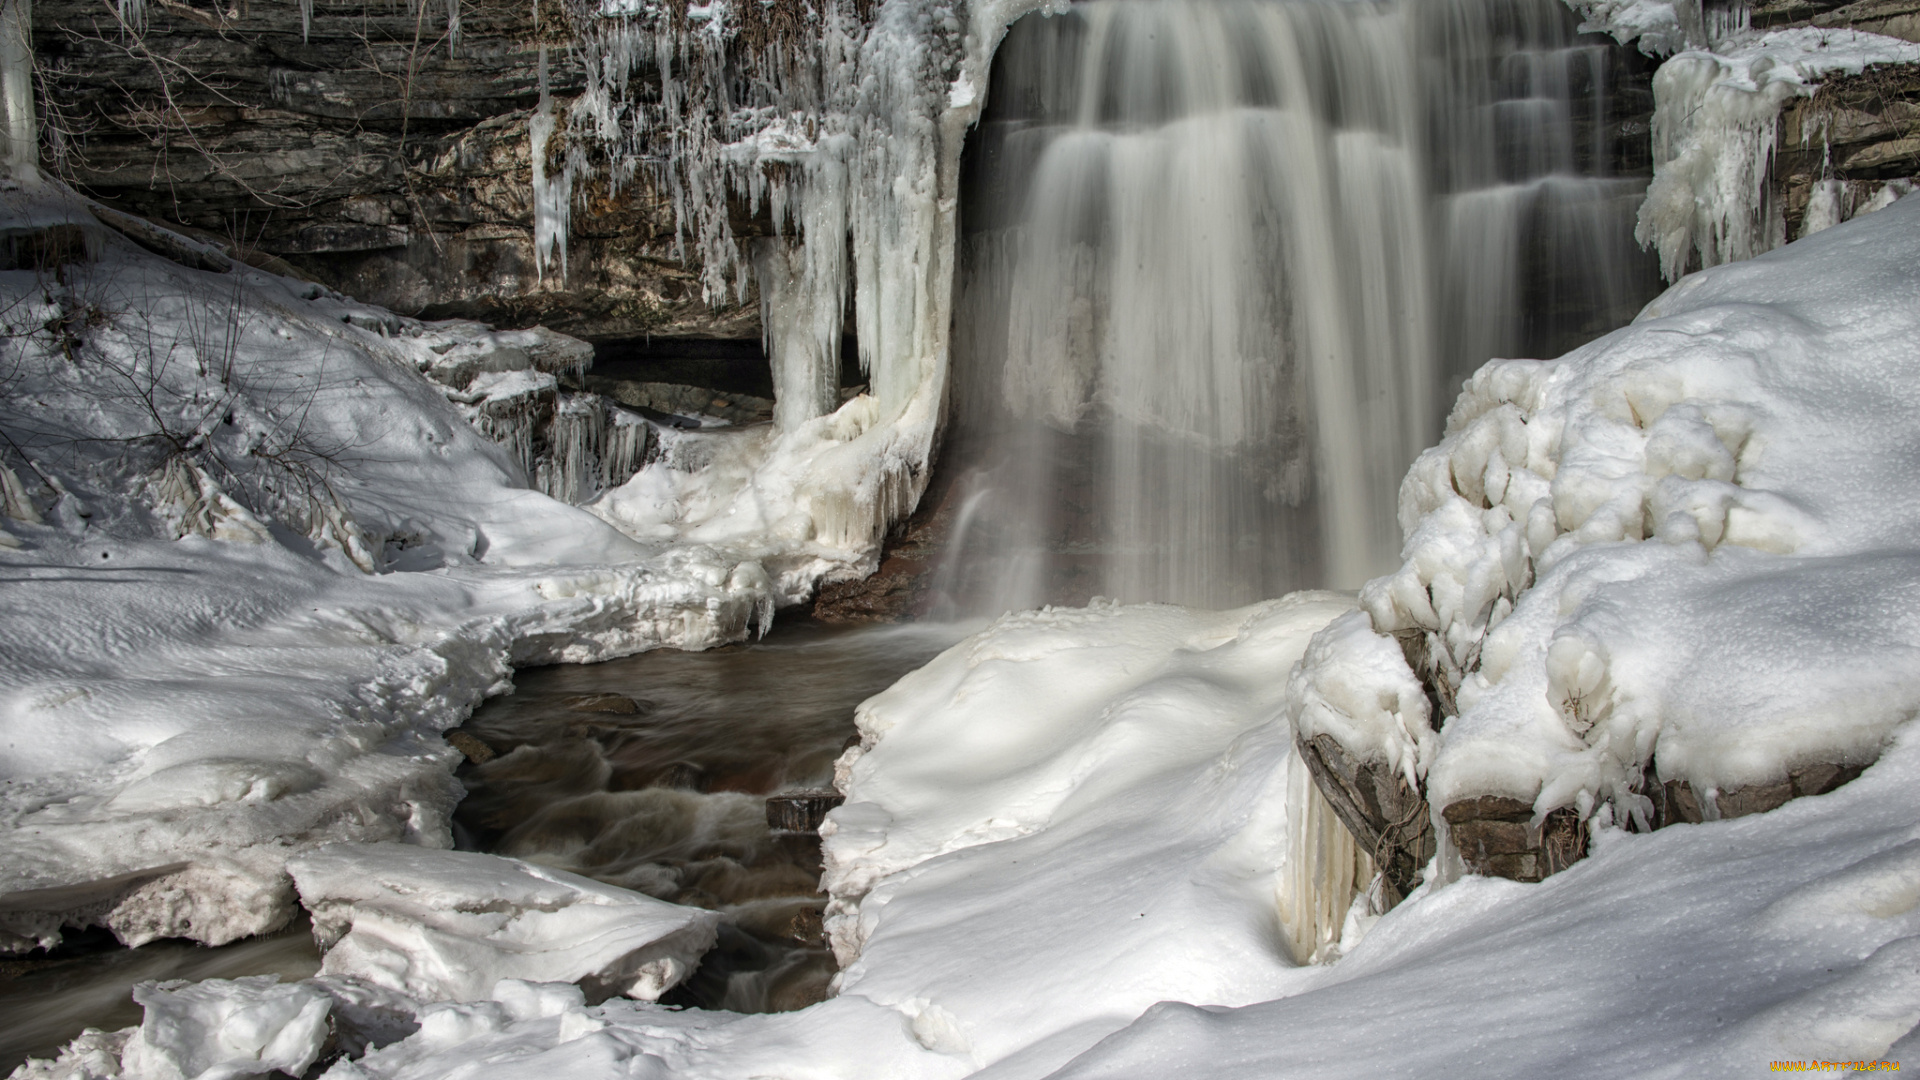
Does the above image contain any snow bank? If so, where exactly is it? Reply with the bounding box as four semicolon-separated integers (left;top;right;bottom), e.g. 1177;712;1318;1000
1045;724;1920;1077
1304;191;1920;836
288;844;719;1004
1562;0;1689;54
1636;28;1920;282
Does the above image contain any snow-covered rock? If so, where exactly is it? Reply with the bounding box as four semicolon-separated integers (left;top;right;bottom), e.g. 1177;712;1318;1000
288;844;720;1004
1302;189;1920;847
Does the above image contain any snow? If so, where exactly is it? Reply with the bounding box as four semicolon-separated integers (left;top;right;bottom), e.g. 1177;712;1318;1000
0;181;890;953
12;0;1920;1074
18;181;1920;1080
1636;28;1920;282
1315;191;1920;832
1044;726;1920;1076
1562;0;1688;54
119;977;331;1080
288;843;719;1004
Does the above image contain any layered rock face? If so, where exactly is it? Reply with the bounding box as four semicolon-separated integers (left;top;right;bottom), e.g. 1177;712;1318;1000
1778;61;1920;234
33;0;760;343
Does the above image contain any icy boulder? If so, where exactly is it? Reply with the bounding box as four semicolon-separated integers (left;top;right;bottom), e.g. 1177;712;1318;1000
287;844;719;1004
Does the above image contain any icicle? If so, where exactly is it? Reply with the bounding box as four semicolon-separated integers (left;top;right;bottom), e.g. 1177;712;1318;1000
300;0;312;41
1276;752;1375;965
539;394;606;505
1;462;41;523
602;408;654;491
530;46;572;282
446;0;459;57
0;0;36;177
145;457;273;546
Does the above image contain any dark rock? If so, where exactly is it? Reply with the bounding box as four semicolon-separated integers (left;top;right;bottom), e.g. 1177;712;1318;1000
1644;762;1866;827
564;693;642;714
0;223;97;272
34;0;761;343
444;730;496;764
1294;732;1435;908
582;376;774;426
766;789;845;834
1776;63;1920;238
1442;795;1588;882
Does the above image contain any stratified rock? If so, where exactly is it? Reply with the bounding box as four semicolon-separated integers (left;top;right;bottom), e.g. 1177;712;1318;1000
1294;732;1434;908
766;789;845;834
1441;797;1588;882
34;0;762;342
1645;762;1866;826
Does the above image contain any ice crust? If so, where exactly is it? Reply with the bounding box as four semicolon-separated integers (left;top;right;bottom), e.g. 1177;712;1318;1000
119;977;332;1080
288;844;719;1004
1298;192;1920;830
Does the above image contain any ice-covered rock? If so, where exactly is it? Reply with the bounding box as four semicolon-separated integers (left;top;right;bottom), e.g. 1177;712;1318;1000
1637;28;1920;282
287;844;720;1004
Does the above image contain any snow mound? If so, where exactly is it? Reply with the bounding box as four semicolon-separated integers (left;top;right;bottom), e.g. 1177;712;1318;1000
1302;190;1920;831
288;843;719;1004
817;596;1364;1068
1045;726;1920;1077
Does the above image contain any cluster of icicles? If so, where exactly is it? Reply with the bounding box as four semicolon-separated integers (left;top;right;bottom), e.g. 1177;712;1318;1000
472;390;655;507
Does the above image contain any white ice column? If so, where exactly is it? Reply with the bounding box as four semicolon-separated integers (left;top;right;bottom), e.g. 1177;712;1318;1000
757;143;852;432
1;0;33;179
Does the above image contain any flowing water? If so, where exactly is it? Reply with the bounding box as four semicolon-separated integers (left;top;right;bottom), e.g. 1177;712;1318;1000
450;621;971;1013
937;0;1660;613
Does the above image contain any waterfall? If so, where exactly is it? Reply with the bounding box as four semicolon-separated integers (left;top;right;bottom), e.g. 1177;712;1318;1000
936;0;1658;614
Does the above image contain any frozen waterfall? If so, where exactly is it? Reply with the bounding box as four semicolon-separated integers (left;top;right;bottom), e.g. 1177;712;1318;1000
935;0;1660;613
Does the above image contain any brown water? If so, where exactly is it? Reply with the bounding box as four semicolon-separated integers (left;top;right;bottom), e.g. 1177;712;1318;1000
452;619;971;1013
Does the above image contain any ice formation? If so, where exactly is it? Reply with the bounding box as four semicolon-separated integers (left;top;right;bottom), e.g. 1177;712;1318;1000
1296;192;1920;844
288;844;719;1004
1636;28;1920;281
528;0;1114;568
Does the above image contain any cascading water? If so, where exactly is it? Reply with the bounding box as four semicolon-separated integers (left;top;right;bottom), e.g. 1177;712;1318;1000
936;0;1660;614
